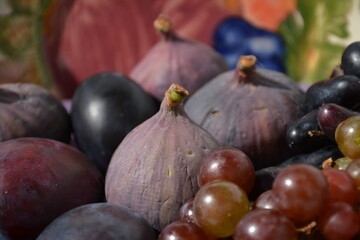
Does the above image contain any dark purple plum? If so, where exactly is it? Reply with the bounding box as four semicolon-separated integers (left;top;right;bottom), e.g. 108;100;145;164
36;203;157;240
318;103;360;141
70;72;159;174
0;138;104;240
0;83;71;143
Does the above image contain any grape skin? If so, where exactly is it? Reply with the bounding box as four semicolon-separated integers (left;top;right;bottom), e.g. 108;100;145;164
233;209;297;240
193;181;250;238
272;164;329;224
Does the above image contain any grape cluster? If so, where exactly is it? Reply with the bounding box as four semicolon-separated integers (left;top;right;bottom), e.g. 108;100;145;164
158;42;360;240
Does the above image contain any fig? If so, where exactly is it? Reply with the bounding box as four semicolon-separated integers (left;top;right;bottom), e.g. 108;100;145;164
0;137;104;240
0;83;71;143
105;84;220;231
130;14;229;101
70;72;159;174
36;203;157;240
185;55;305;170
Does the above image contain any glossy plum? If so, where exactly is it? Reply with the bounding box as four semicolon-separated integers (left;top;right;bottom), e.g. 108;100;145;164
36;203;157;240
71;72;159;174
0;138;104;240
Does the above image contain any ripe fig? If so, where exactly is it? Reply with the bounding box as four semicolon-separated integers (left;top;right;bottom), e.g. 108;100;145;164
105;84;220;231
0;83;71;143
185;55;305;170
0;138;104;240
36;203;157;240
130;15;229;101
70;72;159;174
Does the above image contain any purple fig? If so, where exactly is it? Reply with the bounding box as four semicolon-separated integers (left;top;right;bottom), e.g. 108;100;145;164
185;55;306;170
318;103;360;141
105;83;220;231
130;14;229;101
0;83;71;143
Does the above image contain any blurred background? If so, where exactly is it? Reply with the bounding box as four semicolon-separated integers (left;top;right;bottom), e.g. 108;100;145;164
0;0;359;99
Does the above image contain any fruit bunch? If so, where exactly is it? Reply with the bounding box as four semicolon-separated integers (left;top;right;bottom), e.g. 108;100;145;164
157;41;360;240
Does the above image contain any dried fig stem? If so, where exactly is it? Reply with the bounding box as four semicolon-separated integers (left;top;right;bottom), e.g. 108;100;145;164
236;55;257;83
165;83;189;107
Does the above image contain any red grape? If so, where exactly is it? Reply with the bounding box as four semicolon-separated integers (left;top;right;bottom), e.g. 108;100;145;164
178;199;196;224
272;164;329;224
193;180;250;238
253;190;279;211
318;202;360;240
345;159;360;201
158;221;212;240
322;167;357;207
198;147;255;194
233;209;297;240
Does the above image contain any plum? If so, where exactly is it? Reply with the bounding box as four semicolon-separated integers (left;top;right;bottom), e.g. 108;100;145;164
70;72;159;174
0;83;71;143
36;203;158;240
0;138;104;240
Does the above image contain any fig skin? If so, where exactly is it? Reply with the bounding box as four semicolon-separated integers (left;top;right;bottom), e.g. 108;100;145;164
0;83;71;143
130;15;229;101
105;84;220;231
185;56;305;170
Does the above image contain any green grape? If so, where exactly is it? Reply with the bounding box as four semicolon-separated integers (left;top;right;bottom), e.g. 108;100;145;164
335;116;360;160
334;157;353;170
193;181;250;238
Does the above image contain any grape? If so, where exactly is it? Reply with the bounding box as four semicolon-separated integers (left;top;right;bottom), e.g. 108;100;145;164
345;159;360;201
178;199;196;224
197;147;255;194
322;167;357;207
158;221;212;240
278;145;343;170
233;209;297;240
341;41;360;78
193;181;250;238
248;166;282;201
334;157;353;170
318;202;360;240
304;75;360;113
286;108;332;154
335;115;360;160
317;103;360;141
253;190;279;211
272;164;329;224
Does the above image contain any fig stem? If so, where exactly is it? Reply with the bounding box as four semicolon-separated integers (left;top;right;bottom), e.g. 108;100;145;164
165;83;189;107
236;55;257;83
154;14;172;33
237;55;257;71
